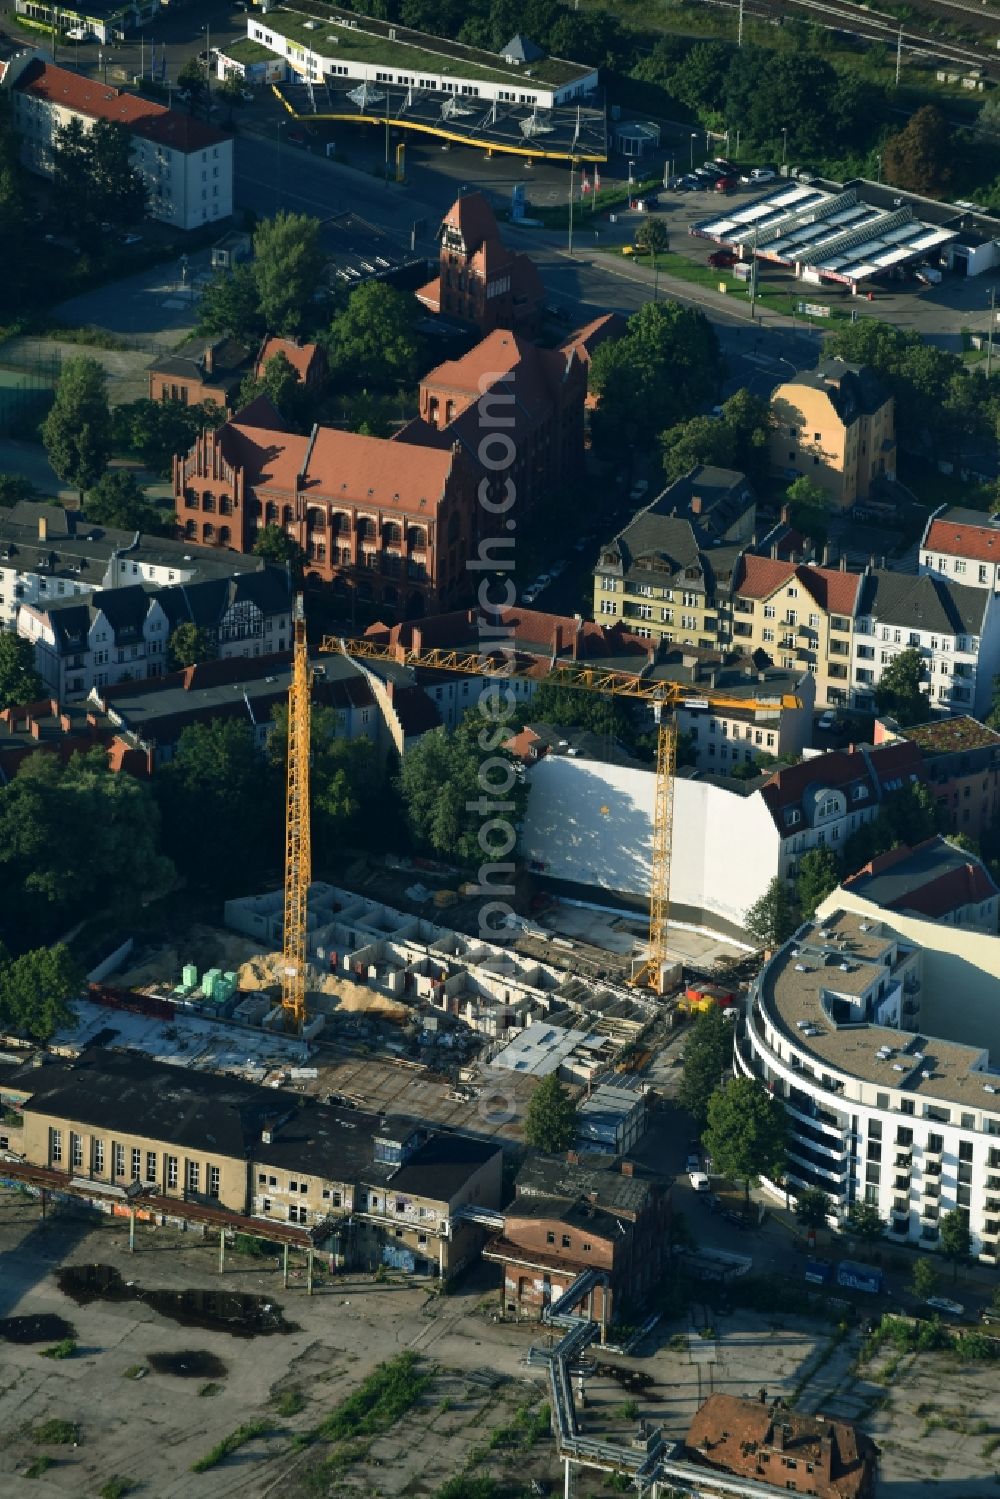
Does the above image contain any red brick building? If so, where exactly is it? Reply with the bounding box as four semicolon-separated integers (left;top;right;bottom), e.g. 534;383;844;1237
483;1152;669;1327
255;336;327;391
415;192;543;337
685;1394;878;1499
875;714;1000;838
148;337;250;410
173;397;476;618
395;328;586;519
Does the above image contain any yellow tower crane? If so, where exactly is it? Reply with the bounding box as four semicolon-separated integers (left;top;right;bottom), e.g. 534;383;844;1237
281;594;311;1031
321;635;800;994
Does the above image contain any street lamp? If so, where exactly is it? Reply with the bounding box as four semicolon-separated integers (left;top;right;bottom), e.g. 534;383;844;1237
876;154;882;185
781;127;788;167
689;131;697;171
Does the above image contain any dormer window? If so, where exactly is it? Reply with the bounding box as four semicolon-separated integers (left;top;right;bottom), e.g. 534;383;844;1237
784;809;801;828
819;796;839;818
851;784;868;801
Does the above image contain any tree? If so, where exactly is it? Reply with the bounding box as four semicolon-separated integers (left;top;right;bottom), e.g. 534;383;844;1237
678;1005;733;1128
53;116;145;249
84;470;170;534
253;213;326;335
0;473;36;507
874;647;927;727
635;217;669;286
845;1199;885;1245
703;1077;787;1206
178;54;209;107
0;942;81;1042
270;705;386;852
795;847;840;919
398;712;525;865
795;1186;831;1235
326;281;422;393
111;397;222;478
668;41;729;112
910;1256;940;1302
41;356;112;500
744;877;799;950
253;523;306;573
524;1072;577;1153
155;719;279;890
590;301;723;455
168;622;214;670
719;388;772;489
215;74;246;127
939;1208;971;1281
786;475;833;550
238;350;308;428
660;415;739;484
0;632;43;709
882;105;952;196
196;263;265;344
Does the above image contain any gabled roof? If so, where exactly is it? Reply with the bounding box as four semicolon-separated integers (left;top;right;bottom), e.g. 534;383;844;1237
858;569;987;637
686;1394;877;1499
923;507;1000;564
782;357;890;426
559;312;626;368
844;835;999;920
759;740;924;836
255;336;324;384
13;57;229;153
735;554;862;616
438;191;501;254
148;336;249;386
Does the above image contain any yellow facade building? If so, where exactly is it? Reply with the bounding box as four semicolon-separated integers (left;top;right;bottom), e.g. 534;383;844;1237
770;358;895;510
731;554;862;709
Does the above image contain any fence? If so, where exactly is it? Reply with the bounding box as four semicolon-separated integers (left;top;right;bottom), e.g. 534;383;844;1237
0;345;61;437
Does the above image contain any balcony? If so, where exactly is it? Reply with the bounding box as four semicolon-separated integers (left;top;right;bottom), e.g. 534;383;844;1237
894;1175;911;1192
895;1152;912;1168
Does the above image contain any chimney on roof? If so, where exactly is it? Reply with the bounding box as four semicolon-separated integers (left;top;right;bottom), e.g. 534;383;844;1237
840;555;847;571
38;513;47;542
572;613;583;662
780;503;791;525
770;544;779;560
552;622;564;657
204;343;214;376
772;1423;786;1453
690;494;703;515
620;1159;634;1177
566;1149;580;1165
821;543;830;566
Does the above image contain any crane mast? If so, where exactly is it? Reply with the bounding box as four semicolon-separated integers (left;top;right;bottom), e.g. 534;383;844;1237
282;594;311;1031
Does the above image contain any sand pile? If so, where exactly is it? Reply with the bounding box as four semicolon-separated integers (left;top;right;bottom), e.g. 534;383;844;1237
237;952;409;1023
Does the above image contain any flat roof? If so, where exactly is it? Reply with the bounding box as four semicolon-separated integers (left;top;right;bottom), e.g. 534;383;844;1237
491;1020;596;1077
904;715;1000;756
255;6;591;88
760;909;1000;1112
275;76;606;162
692;181;961;287
318;210;427;286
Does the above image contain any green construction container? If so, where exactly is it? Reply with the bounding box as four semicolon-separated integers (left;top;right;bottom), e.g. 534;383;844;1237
223;970;237;985
202;968;221;999
182;964;198;989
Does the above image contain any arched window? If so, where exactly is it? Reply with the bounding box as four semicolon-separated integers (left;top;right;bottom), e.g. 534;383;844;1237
307;507;325;532
357;517;376;541
265;502;278;523
202;492;216;513
407;525;426;550
282;505;293;526
219;525;231;545
331;512;350;535
383;521;401;546
184;519;197;538
203;522;215;542
219;494;232;515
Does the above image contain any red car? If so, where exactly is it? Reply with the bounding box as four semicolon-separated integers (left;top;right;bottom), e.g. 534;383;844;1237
714;175;738;192
708;249;737;268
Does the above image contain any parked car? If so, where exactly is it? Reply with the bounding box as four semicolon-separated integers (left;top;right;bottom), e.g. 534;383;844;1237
685;1153;701;1173
689;1171;710;1192
708;249;737;268
714;176;738;193
926;1296;965;1317
66;25;92;40
817;710;840;733
700;161;725;178
980;1307;1000;1325
748;167;777;183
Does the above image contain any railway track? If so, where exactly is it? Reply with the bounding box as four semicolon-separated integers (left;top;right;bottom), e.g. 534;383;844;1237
696;0;1000;80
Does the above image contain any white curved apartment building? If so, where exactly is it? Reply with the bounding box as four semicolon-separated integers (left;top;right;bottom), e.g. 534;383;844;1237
736;907;1000;1262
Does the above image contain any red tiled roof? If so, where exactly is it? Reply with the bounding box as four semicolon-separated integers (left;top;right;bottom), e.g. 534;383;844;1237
440;191;500;253
420;329;577;422
414;275;441;311
924;516;1000;563
759;741;924;829
845;837;998;918
559;312;626;367
255;337;323;384
686;1394;876;1499
363;608;656;666
735;555;862;616
15;58;229;153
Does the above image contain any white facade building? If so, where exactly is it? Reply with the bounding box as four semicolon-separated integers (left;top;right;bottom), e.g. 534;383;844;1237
246;10;597;108
0;51;233;231
20;569;292;701
851;569;999;718
919;505;1000;593
737;907;1000;1262
0;502;259;633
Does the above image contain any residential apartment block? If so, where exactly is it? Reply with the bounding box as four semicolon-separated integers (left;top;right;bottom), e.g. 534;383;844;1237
416;191;544;337
483;1151;669;1326
675;664;816;774
851;570;1000;717
731;555;861;708
770;358;895;510
20;568;292;701
841;836;1000;935
0;501;260;633
396;328;586;520
1;1049;502;1277
737;906;1000;1262
888;715;1000;837
593;467;755;646
0;51;233;231
173;396;476;620
919;505;1000;591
